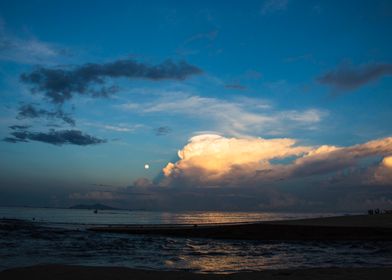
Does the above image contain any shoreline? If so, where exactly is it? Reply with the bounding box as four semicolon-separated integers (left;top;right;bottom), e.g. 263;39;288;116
2;265;392;280
89;213;392;241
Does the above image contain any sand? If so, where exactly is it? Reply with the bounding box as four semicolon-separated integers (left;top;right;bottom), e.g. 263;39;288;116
1;265;392;280
268;213;392;228
89;213;392;240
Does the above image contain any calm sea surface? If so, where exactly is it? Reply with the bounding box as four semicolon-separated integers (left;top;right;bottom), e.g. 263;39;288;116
1;207;391;273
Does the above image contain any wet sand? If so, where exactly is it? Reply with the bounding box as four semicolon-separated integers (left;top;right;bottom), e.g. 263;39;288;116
1;265;392;280
89;213;392;240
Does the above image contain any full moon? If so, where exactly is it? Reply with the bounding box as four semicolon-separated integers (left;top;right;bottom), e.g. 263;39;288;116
144;164;150;169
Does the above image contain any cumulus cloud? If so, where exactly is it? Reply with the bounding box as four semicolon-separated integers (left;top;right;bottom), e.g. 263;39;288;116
288;139;392;178
133;178;153;188
318;62;392;92
20;59;202;104
162;134;311;185
17;103;75;126
4;129;106;146
371;156;392;185
162;134;392;187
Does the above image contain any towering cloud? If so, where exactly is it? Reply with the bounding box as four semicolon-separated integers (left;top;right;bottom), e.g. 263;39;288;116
372;156;392;185
162;134;392;187
162;134;311;185
20;59;202;103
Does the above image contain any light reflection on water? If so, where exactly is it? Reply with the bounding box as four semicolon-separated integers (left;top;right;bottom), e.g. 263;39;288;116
0;206;342;226
1;207;390;273
2;224;392;273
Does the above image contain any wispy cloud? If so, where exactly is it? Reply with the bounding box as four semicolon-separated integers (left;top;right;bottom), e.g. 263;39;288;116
177;30;219;56
83;121;144;133
225;84;247;90
261;0;289;15
0;26;67;64
184;30;218;45
119;91;326;137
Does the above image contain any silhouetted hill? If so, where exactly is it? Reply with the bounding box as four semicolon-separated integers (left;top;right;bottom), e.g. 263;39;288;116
68;203;119;210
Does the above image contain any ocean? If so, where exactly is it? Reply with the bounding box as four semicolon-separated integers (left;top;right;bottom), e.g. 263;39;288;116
1;207;392;273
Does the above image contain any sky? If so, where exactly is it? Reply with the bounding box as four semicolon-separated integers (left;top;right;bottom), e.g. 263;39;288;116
0;0;391;211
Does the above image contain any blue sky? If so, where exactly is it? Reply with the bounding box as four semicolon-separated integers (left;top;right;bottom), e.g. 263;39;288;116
0;0;392;211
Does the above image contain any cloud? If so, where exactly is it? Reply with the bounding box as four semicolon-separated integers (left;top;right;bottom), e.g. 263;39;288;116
318;62;392;92
17;104;75;126
370;156;392;185
288;138;392;178
62;136;391;211
184;30;218;44
284;53;314;63
162;134;392;187
177;30;219;56
162;134;311;185
225;84;247;90
0;26;67;64
84;121;143;133
69;191;125;201
282;109;323;123
133;178;153;188
9;125;31;130
125;92;326;137
4;129;106;146
154;126;172;136
20;59;203;104
261;0;288;15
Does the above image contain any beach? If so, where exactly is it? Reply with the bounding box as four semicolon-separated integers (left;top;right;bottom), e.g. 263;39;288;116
1;211;392;275
2;265;392;280
89;213;392;240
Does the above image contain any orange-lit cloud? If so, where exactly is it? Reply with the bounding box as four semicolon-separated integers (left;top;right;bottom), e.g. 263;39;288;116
162;134;392;187
162;134;311;185
371;156;392;185
382;156;392;168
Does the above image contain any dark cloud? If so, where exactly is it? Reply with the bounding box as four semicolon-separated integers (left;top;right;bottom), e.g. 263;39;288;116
17;104;75;126
225;84;247;90
318;62;392;91
9;125;31;130
4;129;106;146
154;126;172;136
20;59;203;103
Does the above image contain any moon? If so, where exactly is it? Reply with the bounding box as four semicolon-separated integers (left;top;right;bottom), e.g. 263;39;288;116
144;164;150;169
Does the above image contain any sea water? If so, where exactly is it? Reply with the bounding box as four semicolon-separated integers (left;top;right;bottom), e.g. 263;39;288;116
1;207;391;273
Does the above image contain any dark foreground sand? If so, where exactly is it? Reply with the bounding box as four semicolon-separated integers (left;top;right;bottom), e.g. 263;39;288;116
90;213;392;240
1;265;392;280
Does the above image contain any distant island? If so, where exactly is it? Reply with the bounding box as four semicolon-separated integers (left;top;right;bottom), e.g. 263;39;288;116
68;203;120;210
